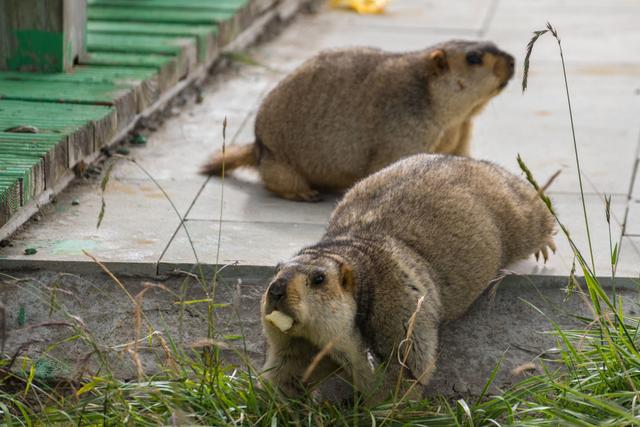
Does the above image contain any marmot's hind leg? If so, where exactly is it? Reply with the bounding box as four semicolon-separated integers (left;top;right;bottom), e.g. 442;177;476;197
260;158;321;202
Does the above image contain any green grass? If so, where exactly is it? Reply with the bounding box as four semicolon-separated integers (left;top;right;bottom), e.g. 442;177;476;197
2;23;640;426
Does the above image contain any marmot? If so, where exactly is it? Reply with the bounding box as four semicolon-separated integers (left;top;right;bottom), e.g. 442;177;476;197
260;154;556;404
201;40;515;201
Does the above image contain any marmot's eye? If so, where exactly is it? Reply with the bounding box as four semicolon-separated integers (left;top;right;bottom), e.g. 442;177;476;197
311;272;325;285
466;51;483;65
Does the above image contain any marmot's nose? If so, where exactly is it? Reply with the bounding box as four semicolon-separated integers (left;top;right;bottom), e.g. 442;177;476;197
268;278;287;301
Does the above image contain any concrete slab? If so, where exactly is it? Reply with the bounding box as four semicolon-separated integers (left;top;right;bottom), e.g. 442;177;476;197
618;236;640;278
158;219;326;267
486;0;640;64
251;12;475;72
625;201;640;236
0;181;174;265
473;62;640;195
315;0;495;33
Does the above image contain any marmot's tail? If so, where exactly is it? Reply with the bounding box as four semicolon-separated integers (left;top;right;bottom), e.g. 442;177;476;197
200;143;257;176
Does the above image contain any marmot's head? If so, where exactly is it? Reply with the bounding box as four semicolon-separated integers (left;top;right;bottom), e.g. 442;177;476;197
426;40;515;118
262;250;356;342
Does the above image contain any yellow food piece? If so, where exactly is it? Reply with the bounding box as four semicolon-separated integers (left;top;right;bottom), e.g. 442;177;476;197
265;310;294;332
330;0;389;14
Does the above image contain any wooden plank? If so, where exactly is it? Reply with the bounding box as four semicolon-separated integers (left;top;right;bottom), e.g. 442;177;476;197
0;79;136;135
0;66;161;112
88;0;246;11
88;21;219;63
0;156;44;203
88;5;235;25
0;0;87;72
87;33;197;85
81;52;181;92
0;134;67;191
0;178;21;227
86;2;251;47
0;100;116;183
88;33;190;55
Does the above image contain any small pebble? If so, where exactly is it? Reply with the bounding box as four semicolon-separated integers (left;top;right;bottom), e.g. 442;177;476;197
72;199;80;206
131;134;147;145
24;248;37;255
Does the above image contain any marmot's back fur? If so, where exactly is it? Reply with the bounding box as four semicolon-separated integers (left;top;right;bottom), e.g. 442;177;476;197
202;40;515;201
260;154;556;403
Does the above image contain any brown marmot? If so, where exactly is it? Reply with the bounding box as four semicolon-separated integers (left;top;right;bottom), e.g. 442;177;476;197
201;40;515;201
260;154;556;404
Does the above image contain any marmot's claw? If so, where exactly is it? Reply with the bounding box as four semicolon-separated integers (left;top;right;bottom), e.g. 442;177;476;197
298;190;323;203
534;237;556;264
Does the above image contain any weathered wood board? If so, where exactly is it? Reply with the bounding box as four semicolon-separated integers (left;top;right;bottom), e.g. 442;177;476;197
0;0;87;72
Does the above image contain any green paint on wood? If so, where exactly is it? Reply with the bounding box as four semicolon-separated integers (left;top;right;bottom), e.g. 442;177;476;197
0;100;113;134
88;21;218;62
89;0;247;11
0;79;128;105
83;51;173;69
88;6;235;25
88;33;188;56
0;65;157;85
7;30;67;73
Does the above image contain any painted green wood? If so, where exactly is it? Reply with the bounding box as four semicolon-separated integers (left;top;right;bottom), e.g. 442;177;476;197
0;133;68;190
0;79;131;106
88;21;218;62
88;33;189;56
0;179;22;225
0;100;113;134
81;52;182;93
82;51;172;69
0;0;87;73
0;99;117;173
0;66;161;112
88;5;235;25
0;66;156;85
88;0;246;12
0;156;43;209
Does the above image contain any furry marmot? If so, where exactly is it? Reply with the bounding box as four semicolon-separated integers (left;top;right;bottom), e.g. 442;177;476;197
260;154;555;404
202;40;515;201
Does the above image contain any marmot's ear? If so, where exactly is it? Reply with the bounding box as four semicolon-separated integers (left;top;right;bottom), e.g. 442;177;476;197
429;49;448;73
340;263;354;291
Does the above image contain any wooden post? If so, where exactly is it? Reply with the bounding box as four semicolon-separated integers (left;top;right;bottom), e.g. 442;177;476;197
0;0;86;73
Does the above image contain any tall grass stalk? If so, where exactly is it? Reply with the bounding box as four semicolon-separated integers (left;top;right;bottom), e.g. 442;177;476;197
522;22;596;275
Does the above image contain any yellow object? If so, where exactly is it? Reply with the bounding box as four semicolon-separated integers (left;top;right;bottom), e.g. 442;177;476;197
330;0;389;14
265;310;294;332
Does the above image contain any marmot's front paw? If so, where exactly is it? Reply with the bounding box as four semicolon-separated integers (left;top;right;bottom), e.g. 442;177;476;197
534;237;557;263
287;190;322;203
